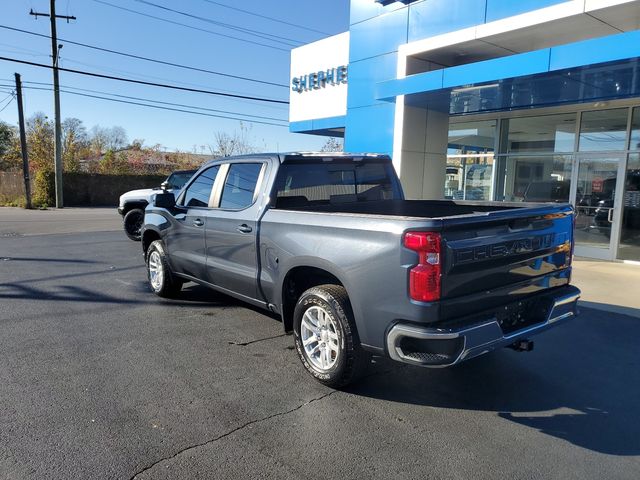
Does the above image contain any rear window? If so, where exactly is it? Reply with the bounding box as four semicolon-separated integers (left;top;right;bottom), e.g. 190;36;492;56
272;159;401;208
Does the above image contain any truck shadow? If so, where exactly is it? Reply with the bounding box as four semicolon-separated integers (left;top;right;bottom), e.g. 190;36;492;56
349;307;640;456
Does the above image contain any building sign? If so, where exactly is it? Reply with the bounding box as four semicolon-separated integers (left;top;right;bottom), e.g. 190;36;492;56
291;65;348;93
289;32;349;123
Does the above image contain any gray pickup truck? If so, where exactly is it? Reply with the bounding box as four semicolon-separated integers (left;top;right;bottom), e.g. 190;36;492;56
141;153;580;387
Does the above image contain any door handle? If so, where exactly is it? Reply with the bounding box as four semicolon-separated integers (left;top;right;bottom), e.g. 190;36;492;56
237;224;252;233
608;208;614;224
193;218;204;227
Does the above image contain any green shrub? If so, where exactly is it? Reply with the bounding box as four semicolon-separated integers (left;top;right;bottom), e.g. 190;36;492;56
32;170;54;207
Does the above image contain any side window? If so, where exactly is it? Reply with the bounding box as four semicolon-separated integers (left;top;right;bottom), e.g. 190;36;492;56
219;163;263;209
181;165;220;207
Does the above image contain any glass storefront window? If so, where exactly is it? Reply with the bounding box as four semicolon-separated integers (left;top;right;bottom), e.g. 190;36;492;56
506;114;576;153
447;120;496;200
630;107;640;151
446;156;493;201
448;120;496;155
501;155;573;202
618;153;640;260
579;108;629;152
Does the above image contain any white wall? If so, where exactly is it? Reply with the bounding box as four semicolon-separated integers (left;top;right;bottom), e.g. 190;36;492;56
289;32;349;123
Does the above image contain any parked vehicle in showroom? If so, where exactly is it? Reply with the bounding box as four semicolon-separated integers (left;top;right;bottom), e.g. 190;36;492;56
117;169;196;241
140;153;580;387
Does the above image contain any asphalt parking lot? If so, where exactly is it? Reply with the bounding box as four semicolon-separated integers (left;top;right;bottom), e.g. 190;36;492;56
1;208;639;479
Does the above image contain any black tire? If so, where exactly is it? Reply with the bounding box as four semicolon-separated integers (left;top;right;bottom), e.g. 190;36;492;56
145;240;183;298
293;284;371;388
123;208;145;241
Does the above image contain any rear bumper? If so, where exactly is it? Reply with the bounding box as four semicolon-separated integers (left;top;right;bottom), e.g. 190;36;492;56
386;285;580;367
117;206;125;216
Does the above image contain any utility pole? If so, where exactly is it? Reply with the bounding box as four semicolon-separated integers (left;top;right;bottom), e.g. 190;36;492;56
30;1;76;208
14;73;32;210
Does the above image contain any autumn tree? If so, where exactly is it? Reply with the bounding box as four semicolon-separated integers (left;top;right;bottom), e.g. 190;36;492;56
0;121;20;171
26;113;54;174
62;118;89;172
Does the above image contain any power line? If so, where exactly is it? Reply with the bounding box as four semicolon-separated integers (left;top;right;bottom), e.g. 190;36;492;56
2;80;288;122
93;0;291;53
0;25;289;88
0;55;289;104
199;0;331;36
0;83;288;127
0;94;16;113
132;0;303;46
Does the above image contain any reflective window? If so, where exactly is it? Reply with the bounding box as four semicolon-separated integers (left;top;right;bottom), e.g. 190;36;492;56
220;163;263;209
502;155;573;202
579;108;629;152
445;157;494;201
506;114;576;153
166;170;196;190
448;120;496;155
447;120;496;200
619;154;640;260
274;159;401;207
181;166;219;207
630;107;640;151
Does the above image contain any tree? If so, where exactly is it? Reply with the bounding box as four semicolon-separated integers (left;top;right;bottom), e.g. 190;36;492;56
89;125;108;155
26;113;54;173
62;118;89;172
0;122;20;171
106;126;128;151
0;121;14;157
211;123;255;157
89;125;127;155
320;137;343;152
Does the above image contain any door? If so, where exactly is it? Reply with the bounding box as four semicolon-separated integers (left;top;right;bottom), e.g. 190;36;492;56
165;165;220;279
205;162;266;301
571;154;625;260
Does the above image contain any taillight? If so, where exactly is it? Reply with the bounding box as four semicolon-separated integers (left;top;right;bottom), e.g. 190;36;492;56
404;231;441;302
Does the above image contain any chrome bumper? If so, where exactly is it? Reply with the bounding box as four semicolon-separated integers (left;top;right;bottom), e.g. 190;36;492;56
386;287;580;367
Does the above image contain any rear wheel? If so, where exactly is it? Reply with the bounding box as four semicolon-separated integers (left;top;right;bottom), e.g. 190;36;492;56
146;240;183;298
293;284;370;388
123;208;144;241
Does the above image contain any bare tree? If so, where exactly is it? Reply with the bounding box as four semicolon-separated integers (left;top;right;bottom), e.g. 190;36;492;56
89;125;128;154
320;137;344;152
211;123;256;157
106;126;128;151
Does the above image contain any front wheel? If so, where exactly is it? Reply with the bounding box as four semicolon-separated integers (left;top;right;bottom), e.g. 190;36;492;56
146;240;183;298
293;284;370;388
123;208;144;241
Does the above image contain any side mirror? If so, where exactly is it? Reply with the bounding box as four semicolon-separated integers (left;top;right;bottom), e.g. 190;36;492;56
153;192;176;209
160;180;171;191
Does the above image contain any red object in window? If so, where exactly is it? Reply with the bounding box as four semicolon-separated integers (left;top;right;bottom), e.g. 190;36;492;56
404;232;442;302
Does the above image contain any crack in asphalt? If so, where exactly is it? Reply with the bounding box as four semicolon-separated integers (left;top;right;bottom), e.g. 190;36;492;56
228;333;288;346
128;363;405;479
129;389;339;479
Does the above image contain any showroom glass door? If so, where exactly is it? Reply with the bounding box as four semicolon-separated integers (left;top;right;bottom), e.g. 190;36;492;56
572;154;626;260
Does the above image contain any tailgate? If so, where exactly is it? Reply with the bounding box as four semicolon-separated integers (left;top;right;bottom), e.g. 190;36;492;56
440;205;574;300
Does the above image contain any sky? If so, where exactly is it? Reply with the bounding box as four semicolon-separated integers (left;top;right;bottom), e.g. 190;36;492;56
0;0;349;153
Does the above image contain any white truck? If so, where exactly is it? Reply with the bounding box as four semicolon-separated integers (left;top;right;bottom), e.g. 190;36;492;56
117;169;196;241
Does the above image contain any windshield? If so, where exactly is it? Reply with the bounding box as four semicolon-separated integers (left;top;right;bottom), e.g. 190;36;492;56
165;171;195;190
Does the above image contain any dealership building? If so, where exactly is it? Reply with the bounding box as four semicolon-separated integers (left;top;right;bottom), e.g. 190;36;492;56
289;0;640;262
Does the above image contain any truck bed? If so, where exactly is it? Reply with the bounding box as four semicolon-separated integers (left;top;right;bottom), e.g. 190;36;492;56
274;198;541;218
